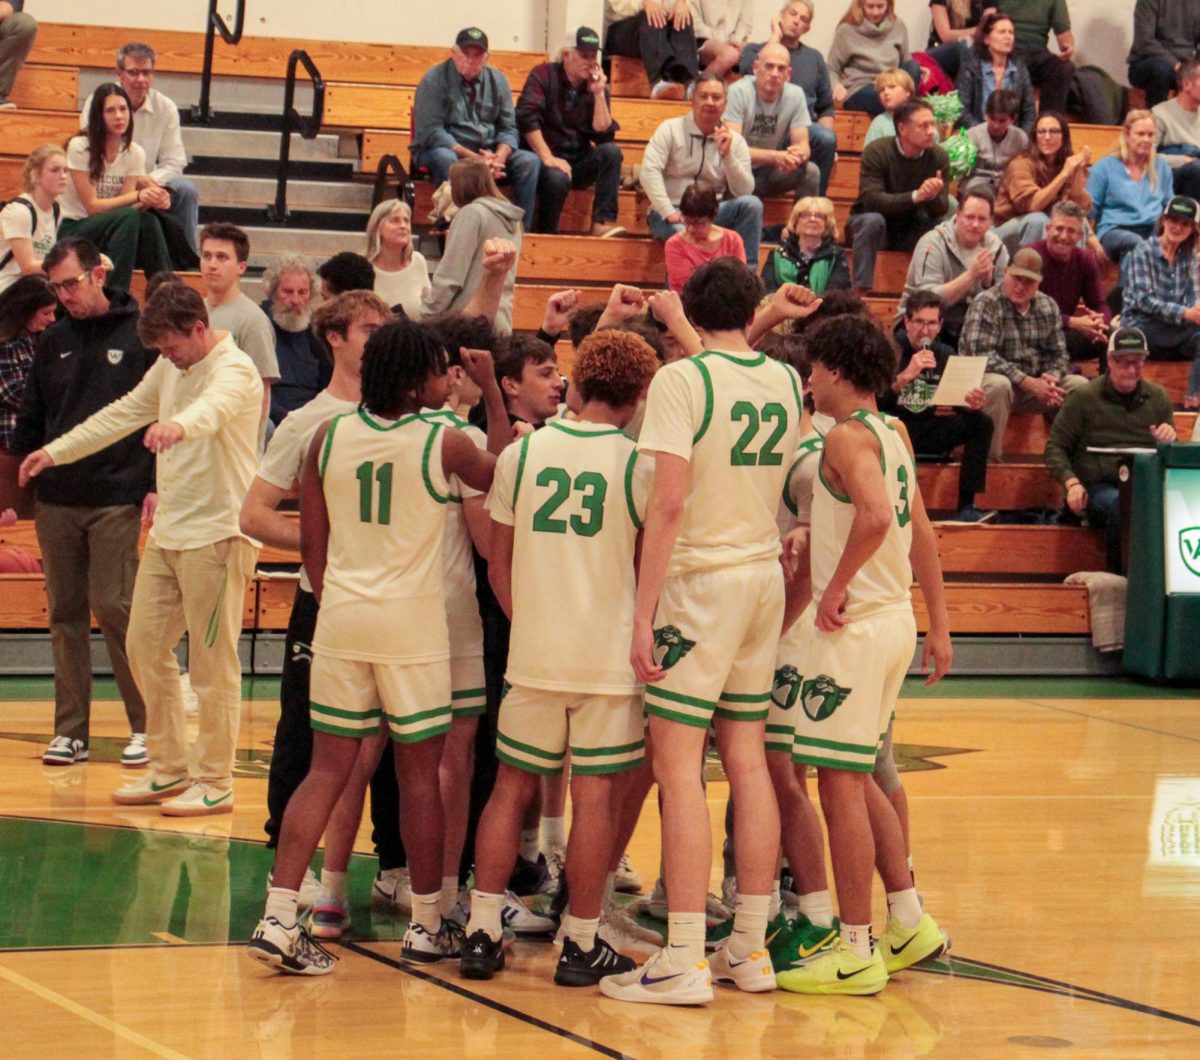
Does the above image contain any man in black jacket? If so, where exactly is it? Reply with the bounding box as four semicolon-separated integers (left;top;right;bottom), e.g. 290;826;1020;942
11;238;155;767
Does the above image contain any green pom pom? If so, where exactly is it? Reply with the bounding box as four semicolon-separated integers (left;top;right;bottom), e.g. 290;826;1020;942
942;130;978;180
922;89;964;126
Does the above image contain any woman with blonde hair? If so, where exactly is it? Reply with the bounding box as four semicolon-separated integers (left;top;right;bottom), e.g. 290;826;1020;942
926;0;986;80
0;145;69;295
365;199;430;319
827;0;920;116
762;195;850;293
1086;109;1175;265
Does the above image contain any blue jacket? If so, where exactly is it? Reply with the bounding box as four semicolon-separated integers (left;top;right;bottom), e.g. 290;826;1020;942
955;54;1036;133
413;59;519;154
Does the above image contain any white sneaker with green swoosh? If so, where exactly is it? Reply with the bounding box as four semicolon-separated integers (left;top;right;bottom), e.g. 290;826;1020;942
111;774;188;805
160;782;235;817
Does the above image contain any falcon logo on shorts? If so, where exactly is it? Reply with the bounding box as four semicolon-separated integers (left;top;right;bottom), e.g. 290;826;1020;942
800;675;850;721
652;625;695;671
107;349;124;365
771;666;802;710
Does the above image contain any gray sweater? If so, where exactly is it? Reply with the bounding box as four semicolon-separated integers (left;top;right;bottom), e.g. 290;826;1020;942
639;115;755;219
1127;0;1200;65
827;17;911;97
1152;98;1200;166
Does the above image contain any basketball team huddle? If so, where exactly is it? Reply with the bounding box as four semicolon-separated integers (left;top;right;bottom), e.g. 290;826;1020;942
247;253;952;1007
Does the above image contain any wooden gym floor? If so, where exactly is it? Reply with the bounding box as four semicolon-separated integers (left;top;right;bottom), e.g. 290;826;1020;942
0;674;1197;1058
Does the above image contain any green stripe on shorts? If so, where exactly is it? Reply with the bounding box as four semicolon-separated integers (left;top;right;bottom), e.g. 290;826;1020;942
385;704;452;744
570;739;645;775
644;685;716;727
497;731;566;775
451;686;487;715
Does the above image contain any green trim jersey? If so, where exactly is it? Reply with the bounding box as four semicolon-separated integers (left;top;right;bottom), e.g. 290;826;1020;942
487;420;653;694
777;423;828;536
312;409;451;663
811;410;915;621
420;407;486;660
637;350;805;577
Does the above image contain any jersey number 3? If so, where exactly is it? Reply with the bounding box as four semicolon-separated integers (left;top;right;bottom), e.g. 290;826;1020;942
532;468;606;537
730;401;787;466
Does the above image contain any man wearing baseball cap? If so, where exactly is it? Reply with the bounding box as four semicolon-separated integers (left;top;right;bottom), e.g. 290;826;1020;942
959;246;1088;459
413;27;541;230
1045;327;1177;571
515;28;626;236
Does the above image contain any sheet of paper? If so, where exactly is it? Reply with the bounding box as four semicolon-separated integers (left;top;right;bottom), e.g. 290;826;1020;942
929;356;986;407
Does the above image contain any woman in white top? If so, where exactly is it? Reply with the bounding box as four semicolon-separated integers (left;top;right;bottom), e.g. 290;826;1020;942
59;82;173;291
365;199;430;319
0;144;68;295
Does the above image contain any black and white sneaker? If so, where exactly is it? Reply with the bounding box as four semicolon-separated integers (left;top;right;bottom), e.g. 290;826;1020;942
553;937;636;987
508;853;555;896
247;916;338;976
401;917;464;963
460;929;506;980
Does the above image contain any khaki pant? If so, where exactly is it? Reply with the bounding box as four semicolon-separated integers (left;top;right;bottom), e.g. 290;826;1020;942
126;537;258;787
981;371;1088;460
34;500;146;742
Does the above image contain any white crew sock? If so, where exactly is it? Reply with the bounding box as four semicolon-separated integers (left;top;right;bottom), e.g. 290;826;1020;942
410;890;441;933
265;887;299;927
728;894;770;959
465;889;504;943
440;875;460;916
666;912;706;966
841;921;872;960
320;869;347;905
566;914;599;952
797;889;835;929
541;815;566;851
887;886;924;929
768;881;782;920
519;829;539;862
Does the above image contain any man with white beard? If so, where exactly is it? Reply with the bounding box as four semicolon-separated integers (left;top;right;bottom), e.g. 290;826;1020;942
260;255;330;425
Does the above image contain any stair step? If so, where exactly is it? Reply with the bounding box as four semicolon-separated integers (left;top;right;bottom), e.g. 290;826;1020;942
181;124;344;162
197;205;370;233
181;110;288;132
187;156;356;182
190;173;372;212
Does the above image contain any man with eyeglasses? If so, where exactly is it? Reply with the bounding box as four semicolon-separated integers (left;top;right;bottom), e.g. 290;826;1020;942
10;237;157;769
80;42;200;254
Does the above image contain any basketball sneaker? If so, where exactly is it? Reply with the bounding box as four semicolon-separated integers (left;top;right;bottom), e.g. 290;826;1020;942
112;773;187;805
775;938;888;996
706;910;791;957
614;853;643;894
460;929;505;979
401;918;464;963
601;901;662;954
371;867;412;915
879;913;950;973
42;736;88;766
707;941;776;993
640;879;731;929
120;733;148;768
598;948;714;1006
508;853;555;896
247;916;337;976
309;899;351;941
554;937;636;987
502;890;557;937
769;912;838;972
159;782;233;817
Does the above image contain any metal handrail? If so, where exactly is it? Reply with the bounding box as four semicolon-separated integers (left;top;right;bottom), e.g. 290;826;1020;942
267;49;326;223
192;0;247;124
371;154;415;211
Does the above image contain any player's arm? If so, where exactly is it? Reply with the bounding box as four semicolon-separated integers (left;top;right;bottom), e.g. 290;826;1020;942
781;525;812;633
631;451;689;683
488;520;515;620
816;422;892;631
459;347;510;455
895;420;952;684
443;426;498;494
239;477;298;551
647;290;703;357
298;423;331;603
463;495;493;560
747;284;820;347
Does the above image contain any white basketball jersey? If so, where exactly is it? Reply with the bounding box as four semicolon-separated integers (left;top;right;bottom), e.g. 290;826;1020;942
487;420;651;694
638;350;805;577
811;410;915;620
312;409;451;663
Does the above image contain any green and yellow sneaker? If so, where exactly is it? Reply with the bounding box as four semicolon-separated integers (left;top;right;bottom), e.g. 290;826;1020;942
775;938;888;996
768;912;838;972
880;913;949;973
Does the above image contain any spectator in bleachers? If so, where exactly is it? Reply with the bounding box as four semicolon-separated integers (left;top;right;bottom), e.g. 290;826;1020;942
926;0;987;81
412;27;540;231
959;246;1086;458
0;275;56;513
60;84;174;291
1045;327;1177;571
1087;109;1175;265
10;237;154;768
0;1;36;110
1153;58;1200;200
955;12;1036;134
81;43;201;256
1127;0;1200;110
1006;0;1075;115
848;99;950;294
896;189;1008;349
0;145;67;295
994;111;1091;254
1119;195;1200;407
200;222;279;426
365;200;430;318
689;0;755;80
604;0;698;101
260;255;329;425
640;73;762;267
827;0;921;118
424;160;524;333
1029;201;1111;364
516;27;625;237
961;89;1029;199
316;252;375;299
862;69;929;146
723;43;820;203
879;290;995;522
741;2;836;194
762;195;850;293
664;183;745;293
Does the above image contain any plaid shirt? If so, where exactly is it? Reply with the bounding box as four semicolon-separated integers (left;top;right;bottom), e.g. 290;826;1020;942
0;332;34;450
515;62;618;161
959;285;1068;384
1120;237;1200;329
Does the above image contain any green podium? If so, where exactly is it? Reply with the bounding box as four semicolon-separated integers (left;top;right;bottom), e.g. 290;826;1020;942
1124;443;1200;680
